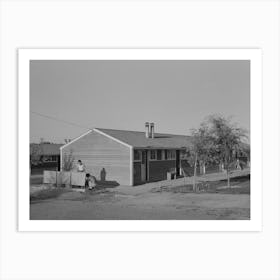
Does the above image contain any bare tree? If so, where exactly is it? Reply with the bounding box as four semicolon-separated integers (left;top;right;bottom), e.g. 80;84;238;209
62;150;75;171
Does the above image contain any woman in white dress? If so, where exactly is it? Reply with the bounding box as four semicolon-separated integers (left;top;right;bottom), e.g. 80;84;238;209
76;160;85;172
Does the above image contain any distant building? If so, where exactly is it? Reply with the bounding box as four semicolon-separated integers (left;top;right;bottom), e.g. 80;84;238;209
30;143;63;173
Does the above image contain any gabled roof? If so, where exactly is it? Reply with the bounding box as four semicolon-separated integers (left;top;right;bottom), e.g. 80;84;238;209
30;143;63;155
96;128;191;149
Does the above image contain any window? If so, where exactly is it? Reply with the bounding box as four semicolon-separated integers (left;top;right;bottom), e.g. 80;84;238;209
43;155;57;162
156;150;162;160
150;150;156;160
167;150;172;160
134;150;141;161
170;150;176;160
165;150;176;160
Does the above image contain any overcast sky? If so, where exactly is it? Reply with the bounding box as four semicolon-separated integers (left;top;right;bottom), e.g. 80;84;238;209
30;60;250;144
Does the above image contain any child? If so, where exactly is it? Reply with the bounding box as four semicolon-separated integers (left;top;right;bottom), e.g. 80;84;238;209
85;173;97;190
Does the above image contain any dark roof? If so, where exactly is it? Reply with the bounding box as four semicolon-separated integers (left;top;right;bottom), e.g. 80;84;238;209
96;128;191;149
30;143;63;155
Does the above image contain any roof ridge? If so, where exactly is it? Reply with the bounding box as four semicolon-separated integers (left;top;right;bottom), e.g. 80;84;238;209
96;127;190;137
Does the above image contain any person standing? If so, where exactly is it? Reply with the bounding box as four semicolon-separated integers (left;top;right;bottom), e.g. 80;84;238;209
76;160;85;172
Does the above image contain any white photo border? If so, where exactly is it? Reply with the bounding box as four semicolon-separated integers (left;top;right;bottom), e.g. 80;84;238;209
18;48;262;232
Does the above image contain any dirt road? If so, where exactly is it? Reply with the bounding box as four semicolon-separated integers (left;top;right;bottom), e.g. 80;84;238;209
30;188;250;220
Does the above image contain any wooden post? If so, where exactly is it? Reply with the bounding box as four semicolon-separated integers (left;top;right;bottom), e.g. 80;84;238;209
56;167;58;188
193;153;198;192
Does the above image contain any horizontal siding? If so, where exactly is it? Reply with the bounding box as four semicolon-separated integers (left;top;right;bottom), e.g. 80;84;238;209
61;130;131;186
149;160;176;182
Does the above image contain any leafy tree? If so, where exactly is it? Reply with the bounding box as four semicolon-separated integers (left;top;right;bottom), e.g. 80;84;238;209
30;144;42;165
206;115;248;188
186;124;216;192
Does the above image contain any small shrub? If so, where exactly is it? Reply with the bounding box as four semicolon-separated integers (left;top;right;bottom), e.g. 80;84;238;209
63;150;75;171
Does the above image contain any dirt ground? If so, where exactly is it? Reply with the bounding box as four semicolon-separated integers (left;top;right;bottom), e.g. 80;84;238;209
30;171;250;220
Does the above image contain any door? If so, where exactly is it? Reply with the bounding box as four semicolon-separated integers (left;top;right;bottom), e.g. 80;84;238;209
176;150;180;176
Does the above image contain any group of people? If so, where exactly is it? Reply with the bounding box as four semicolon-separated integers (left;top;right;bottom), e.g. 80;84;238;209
76;160;97;190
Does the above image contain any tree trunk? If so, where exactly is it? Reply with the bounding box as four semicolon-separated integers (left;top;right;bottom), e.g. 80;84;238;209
227;169;230;188
193;153;198;192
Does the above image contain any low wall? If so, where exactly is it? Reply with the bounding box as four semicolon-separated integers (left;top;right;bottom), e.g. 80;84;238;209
43;170;86;186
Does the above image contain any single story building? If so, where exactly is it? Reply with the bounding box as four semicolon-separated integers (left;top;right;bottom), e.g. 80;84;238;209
60;123;250;186
60;123;192;186
30;143;62;174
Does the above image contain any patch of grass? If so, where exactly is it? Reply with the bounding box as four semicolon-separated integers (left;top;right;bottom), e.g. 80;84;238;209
30;187;69;202
205;175;250;194
151;185;194;193
215;185;250;194
154;175;250;194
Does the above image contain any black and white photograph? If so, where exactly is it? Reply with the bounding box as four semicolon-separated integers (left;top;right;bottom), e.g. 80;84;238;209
2;1;280;280
29;56;251;221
